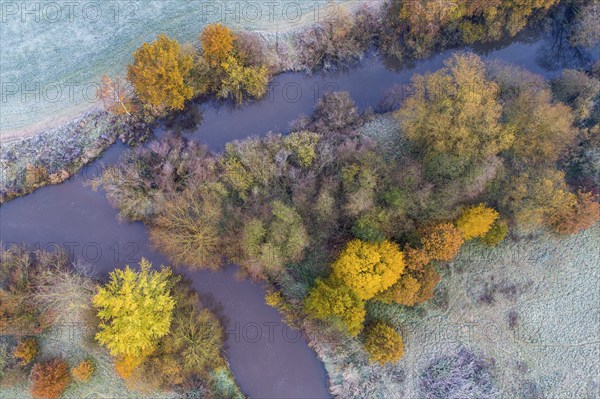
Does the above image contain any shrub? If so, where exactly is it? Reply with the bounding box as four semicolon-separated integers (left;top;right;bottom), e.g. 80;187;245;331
376;273;421;306
421;223;464;262
234;31;266;67
352;212;386;243
364;323;404;364
126;34;194;111
312;91;361;134
13;337;38;366
30;359;71;399
455;204;499;240
93;259;177;358
200;23;235;67
304;278;366;336
114;355;144;380
71;359;94;382
414;263;442;304
420;347;496;399
481;219;509;247
331;240;405;300
218;56;269;103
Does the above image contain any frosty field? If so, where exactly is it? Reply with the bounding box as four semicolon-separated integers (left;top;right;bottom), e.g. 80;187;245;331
0;0;359;139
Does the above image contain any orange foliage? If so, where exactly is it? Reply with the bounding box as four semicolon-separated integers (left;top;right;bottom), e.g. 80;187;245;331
550;191;600;235
126;34;193;111
72;359;95;382
404;246;430;271
200;23;235;67
30;359;71;399
115;355;144;380
414;263;441;303
421;223;464;262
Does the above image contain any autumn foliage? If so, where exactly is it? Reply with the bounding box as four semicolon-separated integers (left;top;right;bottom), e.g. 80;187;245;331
97;75;136;115
455;204;499;240
200;23;235;67
331;240;405;300
549;191;600;235
93;259;176;359
30;359;71;399
126;34;193;111
421;223;464;262
304;278;366;336
364;323;404;365
71;359;95;382
13;337;38;366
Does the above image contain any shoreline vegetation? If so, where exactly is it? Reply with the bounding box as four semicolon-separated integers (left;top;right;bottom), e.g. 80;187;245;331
2;0;591;203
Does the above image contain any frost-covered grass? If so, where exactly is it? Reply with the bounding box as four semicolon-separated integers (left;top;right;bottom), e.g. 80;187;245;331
304;225;600;398
0;1;369;135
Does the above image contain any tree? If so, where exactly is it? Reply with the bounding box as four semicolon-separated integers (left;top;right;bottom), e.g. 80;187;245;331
13;337;38;366
331;240;405;300
364;323;404;364
455;204;499;240
481;219;509;246
97;75;135;116
404;246;430;271
218;55;269;104
71;359;95;382
30;359;71;399
549;190;600;235
397;53;514;161
304;278;366;336
93;259;176;359
569;2;600;47
240;201;309;275
376;273;421;306
421;223;464;262
126;34;193;111
149;184;226;270
504;87;575;166
200;23;235;67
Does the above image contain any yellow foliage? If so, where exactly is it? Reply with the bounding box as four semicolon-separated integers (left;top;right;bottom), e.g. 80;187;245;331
331;240;405;300
304;278;365;336
126;34;193;111
93;259;176;358
364;323;404;365
455;203;499;240
13;337;38;366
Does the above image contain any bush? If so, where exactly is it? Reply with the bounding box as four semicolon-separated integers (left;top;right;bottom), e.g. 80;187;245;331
481;219;508;247
376;273;421;306
30;359;71;399
331;240;405;300
421;223;464;262
304;278;366;336
455;204;499;240
13;337;38;366
420;348;496;399
364;323;404;364
71;359;94;382
312;91;361;134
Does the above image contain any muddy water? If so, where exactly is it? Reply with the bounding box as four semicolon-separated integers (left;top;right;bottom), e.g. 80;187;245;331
0;31;591;398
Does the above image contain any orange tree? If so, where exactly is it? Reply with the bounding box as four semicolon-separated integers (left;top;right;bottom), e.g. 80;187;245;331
200;23;235;67
126;34;193;111
330;240;405;300
30;358;71;399
421;223;464;262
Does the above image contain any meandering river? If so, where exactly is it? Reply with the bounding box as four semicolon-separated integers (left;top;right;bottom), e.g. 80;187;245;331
1;29;595;398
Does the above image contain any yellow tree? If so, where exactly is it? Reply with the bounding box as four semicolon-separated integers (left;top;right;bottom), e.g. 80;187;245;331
331;240;405;300
93;259;176;359
126;34;193;111
218;55;269;104
455;203;499;240
200;23;235;67
304;278;365;336
364;323;404;364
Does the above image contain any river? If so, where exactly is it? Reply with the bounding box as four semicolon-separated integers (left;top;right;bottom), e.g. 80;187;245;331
1;29;595;398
